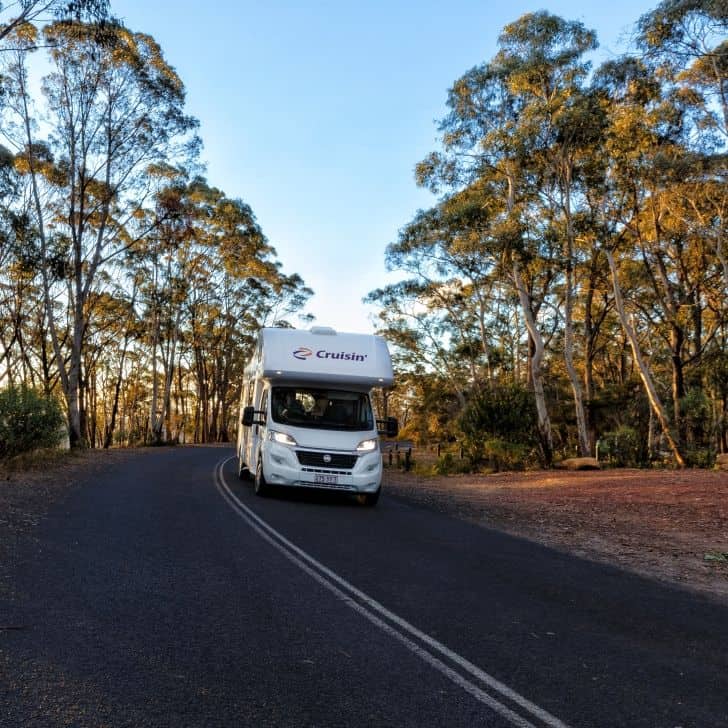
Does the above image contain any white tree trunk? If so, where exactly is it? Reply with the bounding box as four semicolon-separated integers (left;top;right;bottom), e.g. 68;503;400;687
564;264;591;456
562;179;591;456
606;250;685;467
512;258;553;461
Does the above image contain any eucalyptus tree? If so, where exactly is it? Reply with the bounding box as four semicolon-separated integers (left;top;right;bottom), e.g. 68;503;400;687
214;270;313;442
0;147;25;382
366;277;477;446
0;0;109;46
162;180;311;443
638;1;728;292
487;12;604;456
638;0;727;139
0;243;45;386
5;20;199;446
591;57;689;465
99;278;140;448
637;0;727;327
383;202;499;384
367;277;476;408
188;190;277;442
596;13;726;455
410;13;603;459
133;172;199;445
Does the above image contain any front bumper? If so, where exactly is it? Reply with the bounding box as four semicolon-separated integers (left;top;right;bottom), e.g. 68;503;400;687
262;442;382;493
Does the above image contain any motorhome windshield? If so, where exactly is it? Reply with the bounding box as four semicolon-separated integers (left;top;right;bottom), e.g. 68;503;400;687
271;387;373;431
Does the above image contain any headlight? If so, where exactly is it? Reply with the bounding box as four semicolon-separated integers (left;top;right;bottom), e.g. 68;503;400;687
269;430;297;446
356;438;378;452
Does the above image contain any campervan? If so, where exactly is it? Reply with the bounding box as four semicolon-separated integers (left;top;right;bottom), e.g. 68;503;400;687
236;327;397;505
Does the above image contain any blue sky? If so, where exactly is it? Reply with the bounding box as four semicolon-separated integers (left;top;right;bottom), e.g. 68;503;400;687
112;0;654;333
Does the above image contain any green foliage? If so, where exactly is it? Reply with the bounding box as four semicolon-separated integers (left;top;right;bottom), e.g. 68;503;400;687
681;387;713;441
480;438;537;472
679;388;715;466
684;447;715;468
391;374;463;447
431;452;472;476
458;383;540;469
0;386;64;459
598;426;640;467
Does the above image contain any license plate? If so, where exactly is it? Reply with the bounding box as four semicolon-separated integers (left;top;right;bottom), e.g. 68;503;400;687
314;474;338;485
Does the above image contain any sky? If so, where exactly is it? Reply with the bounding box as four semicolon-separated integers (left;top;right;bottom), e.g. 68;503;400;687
110;0;656;334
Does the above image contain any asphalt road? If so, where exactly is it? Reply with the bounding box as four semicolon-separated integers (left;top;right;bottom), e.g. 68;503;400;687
1;446;727;727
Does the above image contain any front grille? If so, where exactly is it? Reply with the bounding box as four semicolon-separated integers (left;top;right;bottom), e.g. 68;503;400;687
296;450;358;469
298;478;354;491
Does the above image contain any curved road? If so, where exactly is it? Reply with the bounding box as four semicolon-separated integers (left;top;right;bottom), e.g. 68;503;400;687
1;446;727;727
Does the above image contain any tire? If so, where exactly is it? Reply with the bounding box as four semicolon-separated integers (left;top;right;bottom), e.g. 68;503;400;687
238;456;251;481
357;488;380;507
254;455;270;497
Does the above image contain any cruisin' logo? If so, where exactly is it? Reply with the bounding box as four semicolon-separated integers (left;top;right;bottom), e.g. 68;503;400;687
292;347;368;362
293;347;313;360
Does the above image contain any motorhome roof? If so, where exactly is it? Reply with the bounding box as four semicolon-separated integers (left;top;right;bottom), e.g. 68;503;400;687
247;327;394;388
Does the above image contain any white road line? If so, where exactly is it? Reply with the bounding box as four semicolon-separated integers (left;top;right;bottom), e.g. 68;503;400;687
214;457;571;728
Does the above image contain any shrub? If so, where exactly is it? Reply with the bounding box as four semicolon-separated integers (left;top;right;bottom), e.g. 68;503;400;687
680;388;714;451
684;447;715;468
480;437;536;472
432;452;472;475
458;383;540;469
0;386;65;459
597;425;640;467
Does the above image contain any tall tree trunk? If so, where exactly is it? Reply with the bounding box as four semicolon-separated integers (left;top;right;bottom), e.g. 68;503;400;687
560;168;590;456
160;306;182;443
513;258;553;464
18;54;72;441
606;250;685;467
583;254;603;453
177;362;187;443
670;325;686;441
563;261;590;456
103;333;131;449
149;269;163;444
67;315;85;448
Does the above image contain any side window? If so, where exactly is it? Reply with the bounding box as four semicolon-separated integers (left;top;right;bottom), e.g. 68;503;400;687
260;389;269;417
246;382;254;408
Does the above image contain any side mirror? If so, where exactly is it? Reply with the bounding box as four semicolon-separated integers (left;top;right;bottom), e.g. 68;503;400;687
241;406;255;427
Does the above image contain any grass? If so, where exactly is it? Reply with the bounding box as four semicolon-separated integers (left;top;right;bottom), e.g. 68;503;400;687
0;447;86;476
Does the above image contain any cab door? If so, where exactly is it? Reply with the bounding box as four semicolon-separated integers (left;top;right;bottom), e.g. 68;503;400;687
241;379;256;468
237;381;251;460
245;381;268;469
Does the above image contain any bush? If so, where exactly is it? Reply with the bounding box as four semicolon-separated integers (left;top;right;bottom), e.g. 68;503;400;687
680;388;714;451
684;447;715;468
480;437;536;472
459;383;540;469
597;425;640;467
0;386;65;459
431;452;472;476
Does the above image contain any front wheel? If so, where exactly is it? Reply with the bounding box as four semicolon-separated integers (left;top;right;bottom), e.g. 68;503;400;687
254;456;270;497
357;488;380;507
238;456;252;481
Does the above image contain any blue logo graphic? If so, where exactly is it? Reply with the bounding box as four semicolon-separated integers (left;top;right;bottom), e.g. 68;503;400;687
293;347;313;360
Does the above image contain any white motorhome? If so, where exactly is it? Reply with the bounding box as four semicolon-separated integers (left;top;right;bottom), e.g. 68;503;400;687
237;326;397;505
